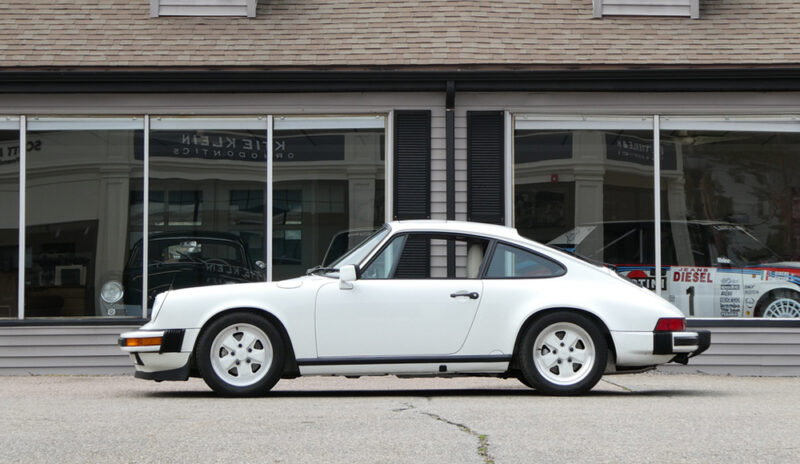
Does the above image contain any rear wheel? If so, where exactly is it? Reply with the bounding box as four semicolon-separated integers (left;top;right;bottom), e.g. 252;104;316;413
197;312;285;396
518;312;607;395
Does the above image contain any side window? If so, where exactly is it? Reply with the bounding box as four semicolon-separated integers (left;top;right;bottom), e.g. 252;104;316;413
362;233;489;279
362;235;408;279
486;243;565;279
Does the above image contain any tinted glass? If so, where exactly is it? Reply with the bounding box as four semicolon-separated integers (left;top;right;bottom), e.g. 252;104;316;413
0;129;19;318
146;127;266;308
362;234;489;280
486;243;565;278
25;127;143;317
660;130;800;318
272;128;385;280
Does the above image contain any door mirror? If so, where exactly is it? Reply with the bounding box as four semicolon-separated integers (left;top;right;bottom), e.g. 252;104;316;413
339;264;359;290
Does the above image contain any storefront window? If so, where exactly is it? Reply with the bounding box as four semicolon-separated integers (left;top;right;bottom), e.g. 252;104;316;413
25;120;144;317
146;120;267;308
659;127;800;318
0;127;19;318
514;123;657;272
272;119;385;280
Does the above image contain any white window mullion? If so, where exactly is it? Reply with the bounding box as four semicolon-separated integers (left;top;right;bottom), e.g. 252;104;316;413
142;115;150;317
266;115;274;282
653;115;662;297
18;116;26;320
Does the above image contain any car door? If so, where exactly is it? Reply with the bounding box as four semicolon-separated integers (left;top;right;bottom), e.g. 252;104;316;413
315;233;489;357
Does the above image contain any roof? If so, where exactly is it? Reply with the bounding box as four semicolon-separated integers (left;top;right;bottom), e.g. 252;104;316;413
389;220;521;240
2;0;800;70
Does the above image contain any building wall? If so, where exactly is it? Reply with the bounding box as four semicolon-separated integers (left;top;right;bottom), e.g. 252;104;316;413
3;90;800;375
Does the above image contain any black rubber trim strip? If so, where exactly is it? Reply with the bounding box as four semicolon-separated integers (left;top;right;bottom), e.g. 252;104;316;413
653;332;673;355
296;354;512;366
134;361;191;381
673;337;698;347
159;329;186;353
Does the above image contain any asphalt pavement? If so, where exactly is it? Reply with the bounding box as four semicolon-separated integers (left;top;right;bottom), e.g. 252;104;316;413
1;373;798;463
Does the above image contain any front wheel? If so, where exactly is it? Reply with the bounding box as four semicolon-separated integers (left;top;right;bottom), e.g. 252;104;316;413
518;312;607;395
196;312;285;396
757;291;800;318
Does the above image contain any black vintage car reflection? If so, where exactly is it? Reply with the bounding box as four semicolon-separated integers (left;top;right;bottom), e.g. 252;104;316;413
100;232;264;316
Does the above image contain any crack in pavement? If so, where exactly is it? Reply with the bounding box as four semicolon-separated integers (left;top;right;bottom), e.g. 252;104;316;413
398;402;495;464
600;378;634;392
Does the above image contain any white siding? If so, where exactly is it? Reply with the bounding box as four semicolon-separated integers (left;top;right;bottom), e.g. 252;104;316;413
151;0;257;17
659;326;800;376
0;325;137;375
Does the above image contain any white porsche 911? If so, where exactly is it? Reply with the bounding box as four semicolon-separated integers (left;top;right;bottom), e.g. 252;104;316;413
120;220;710;396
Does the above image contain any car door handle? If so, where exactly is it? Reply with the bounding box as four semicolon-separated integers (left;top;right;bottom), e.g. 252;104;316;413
450;291;479;300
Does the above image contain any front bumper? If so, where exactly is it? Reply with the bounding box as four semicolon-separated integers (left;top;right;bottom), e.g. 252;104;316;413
653;330;711;364
120;329;192;381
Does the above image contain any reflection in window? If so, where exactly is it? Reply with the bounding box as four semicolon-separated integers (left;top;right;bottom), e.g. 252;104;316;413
660;130;800;318
25;128;143;317
272;128;385;280
147;128;267;308
0;130;19;317
514;129;656;255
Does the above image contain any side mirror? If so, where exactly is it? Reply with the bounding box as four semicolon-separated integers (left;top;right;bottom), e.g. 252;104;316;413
339;264;359;290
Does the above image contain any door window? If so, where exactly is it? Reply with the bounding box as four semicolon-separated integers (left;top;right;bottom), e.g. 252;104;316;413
362;234;490;280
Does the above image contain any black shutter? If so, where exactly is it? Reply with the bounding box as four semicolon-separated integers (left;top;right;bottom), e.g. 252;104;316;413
467;111;505;225
393;110;431;220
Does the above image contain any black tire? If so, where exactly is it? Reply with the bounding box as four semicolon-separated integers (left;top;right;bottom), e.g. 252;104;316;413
196;312;285;396
755;290;800;318
518;312;607;396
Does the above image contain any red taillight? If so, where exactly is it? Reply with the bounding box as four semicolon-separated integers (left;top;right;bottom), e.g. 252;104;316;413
654;318;686;332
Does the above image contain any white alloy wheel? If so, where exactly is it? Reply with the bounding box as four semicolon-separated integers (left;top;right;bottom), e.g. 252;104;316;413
762;297;800;318
518;312;607;395
532;322;596;386
209;323;274;387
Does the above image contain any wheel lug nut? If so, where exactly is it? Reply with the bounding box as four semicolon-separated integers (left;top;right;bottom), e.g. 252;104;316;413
560;343;565;347
248;348;252;353
231;351;236;356
553;349;558;354
235;360;240;365
238;344;243;348
570;348;574;352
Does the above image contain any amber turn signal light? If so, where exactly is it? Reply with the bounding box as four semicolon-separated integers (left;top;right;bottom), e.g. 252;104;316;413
124;337;163;347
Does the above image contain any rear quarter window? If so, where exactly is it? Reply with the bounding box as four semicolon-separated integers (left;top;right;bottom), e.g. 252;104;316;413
485;243;566;279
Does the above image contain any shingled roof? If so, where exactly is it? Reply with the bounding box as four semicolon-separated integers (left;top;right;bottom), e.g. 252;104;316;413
1;0;799;69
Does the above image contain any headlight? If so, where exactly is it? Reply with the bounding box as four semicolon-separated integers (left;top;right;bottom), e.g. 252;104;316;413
149;291;169;321
100;281;124;304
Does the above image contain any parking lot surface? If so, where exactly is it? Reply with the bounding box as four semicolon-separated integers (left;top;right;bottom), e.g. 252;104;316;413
1;373;799;463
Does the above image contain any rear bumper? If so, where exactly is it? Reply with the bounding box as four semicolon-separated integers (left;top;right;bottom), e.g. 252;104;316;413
610;330;711;366
654;330;711;364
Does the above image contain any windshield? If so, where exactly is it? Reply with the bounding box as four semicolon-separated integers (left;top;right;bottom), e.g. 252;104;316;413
328;225;391;269
708;224;781;267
